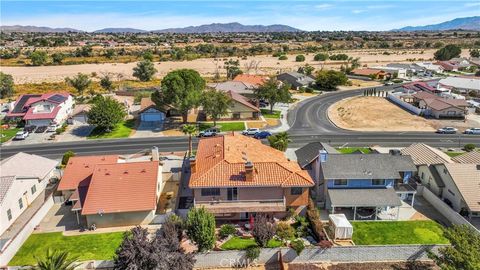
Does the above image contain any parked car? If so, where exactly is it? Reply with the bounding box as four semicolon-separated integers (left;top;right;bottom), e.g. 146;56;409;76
436;127;458;134
464;128;480;135
35;126;48;133
384;81;394;86
24;125;36;133
46;124;59;132
253;131;272;139
242;128;260;136
198;128;219;137
14;130;29;140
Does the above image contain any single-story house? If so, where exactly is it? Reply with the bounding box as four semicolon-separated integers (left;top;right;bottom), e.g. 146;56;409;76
412;91;468;119
208;81;257;97
0;152;59;235
6;92;74;126
277;71;315;90
351;68;390;80
205;90;259;120
452;151;480;164
415;62;445;74
138;97;166;123
233;74;267;88
69;104;91;124
438;77;480;94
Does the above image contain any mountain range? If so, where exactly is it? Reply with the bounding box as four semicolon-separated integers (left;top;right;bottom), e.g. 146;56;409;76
395;16;480;31
0;25;84;33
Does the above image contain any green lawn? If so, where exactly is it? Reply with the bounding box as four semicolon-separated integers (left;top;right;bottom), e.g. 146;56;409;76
336;147;372;154
444;152;464;157
260;109;281;119
198;122;245;132
221;236;283;250
9;232;124;266
1;128;20;143
88;119;135;139
352;221;449;245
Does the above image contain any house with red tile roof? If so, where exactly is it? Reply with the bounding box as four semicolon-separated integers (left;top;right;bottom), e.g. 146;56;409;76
351;68;390;80
233;74;268;87
412;91;468;119
189;134;314;220
58;155;162;228
6;93;73;126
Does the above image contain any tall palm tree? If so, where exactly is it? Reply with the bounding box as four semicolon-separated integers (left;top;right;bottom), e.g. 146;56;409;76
33;249;78;270
267;132;291;152
182;124;197;156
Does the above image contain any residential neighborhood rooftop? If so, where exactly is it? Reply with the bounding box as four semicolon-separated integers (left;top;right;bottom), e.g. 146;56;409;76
0;152;59;179
233;74;267;86
452;151;480;164
295;142;338;168
400;143;452;166
328;188;402;208
443;163;480;212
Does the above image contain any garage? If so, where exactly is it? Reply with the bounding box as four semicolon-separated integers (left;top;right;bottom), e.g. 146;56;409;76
27;119;52;126
140;108;165;122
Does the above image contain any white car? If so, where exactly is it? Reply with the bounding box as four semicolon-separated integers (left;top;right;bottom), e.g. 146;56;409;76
465;128;480;135
242;128;260;136
198;128;219;137
436;127;458;134
14;130;29;140
46;124;59;132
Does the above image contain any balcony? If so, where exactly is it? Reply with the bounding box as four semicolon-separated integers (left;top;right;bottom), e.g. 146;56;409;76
194;197;286;214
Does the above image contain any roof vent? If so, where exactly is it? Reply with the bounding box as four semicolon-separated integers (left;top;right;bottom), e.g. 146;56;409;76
105;172;110;175
477;165;480;171
123;171;128;174
141;169;146;173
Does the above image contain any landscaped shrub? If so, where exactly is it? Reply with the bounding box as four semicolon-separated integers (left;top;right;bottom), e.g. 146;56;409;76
464;144;476;152
306;198;328;244
295;55;305;62
293;215;309;237
219;224;236;239
290;239;305;255
186;207;216;251
278;55;288;60
245;246;260;265
276;222;295;241
252;214;276;247
61;151;75;166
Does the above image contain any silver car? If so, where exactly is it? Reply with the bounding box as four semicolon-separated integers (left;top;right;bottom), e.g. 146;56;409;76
465;128;480;135
14;130;29;140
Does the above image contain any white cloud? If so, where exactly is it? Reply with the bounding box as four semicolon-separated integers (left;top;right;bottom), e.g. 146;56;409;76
352;10;366;14
464;2;480;7
315;4;333;10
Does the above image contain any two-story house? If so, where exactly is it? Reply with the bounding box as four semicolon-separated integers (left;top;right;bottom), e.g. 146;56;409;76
0;153;59;235
6;93;73;126
189;134;315;221
277;71;315;90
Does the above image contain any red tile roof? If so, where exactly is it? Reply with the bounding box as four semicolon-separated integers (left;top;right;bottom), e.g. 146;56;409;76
189;134;314;188
227;91;259;112
81;161;160;215
58;155;119;191
233;74;267;87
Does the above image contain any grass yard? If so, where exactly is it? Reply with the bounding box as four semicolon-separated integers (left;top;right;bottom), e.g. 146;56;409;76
444;152;464;157
1;128;20;143
88;119;135;139
336;147;372;154
352;221;449;245
9;232;124;266
221;236;283;250
198;122;245;132
260;109;281;119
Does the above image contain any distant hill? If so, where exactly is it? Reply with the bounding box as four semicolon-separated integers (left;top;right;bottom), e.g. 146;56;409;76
395;16;480;31
153;22;302;33
0;25;83;33
93;28;148;33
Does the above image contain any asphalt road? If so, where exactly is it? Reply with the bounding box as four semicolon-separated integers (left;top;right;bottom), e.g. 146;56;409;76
2;85;479;159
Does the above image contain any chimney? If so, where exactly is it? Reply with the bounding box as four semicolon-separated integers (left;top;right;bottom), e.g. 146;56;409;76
245;161;254;181
190;157;197;173
319;149;328;163
152;146;159;161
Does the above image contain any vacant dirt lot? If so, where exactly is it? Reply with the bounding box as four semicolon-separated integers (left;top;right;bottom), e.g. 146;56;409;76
329;97;436;132
1;49;469;84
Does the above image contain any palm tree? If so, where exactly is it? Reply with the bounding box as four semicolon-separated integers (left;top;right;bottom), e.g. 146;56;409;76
267;132;291;152
182;124;197;156
32;249;78;270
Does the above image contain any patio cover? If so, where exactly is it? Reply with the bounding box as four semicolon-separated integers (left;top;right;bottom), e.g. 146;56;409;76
329;214;353;239
328;188;402;208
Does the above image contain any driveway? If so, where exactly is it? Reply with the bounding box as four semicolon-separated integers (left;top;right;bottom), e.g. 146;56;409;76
131;121;164;138
4;129;53;146
56;123;94;142
36;203;83;233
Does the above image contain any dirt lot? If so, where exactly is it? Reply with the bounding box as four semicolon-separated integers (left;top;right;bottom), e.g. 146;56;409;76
1;49;470;84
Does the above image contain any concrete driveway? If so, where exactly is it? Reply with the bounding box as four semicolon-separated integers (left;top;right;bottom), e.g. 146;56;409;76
4;129;53;145
56;123;94;142
131;121;164;138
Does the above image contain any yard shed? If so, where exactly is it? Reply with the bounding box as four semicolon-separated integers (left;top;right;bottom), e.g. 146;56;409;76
329;214;353;240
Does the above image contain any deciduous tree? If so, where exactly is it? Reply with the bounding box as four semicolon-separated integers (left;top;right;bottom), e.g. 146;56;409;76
254;77;291;113
224;59;242;80
87;96;126;131
65;73;91;96
315;70;348;90
185;207;215;252
434;44;461;61
29;51;48;66
133;60;157;81
201;89;232;126
252;214;276;247
0;72;15;99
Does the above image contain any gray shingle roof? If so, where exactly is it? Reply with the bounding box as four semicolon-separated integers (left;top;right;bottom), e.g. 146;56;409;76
0;176;16;205
328;188;402;207
295;142;338;168
320;154;416;180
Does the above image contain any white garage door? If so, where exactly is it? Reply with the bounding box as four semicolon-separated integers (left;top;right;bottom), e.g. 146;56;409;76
28;119;51;126
141;113;163;122
73;114;88;124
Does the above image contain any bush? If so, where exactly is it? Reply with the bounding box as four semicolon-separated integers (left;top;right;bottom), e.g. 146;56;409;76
245;246;260;265
293;215;309;237
464;144;476;152
290;239;305;255
314;53;328;61
278;55;288;60
252;214;276;247
186;207;216;251
306;199;326;242
276;222;295;241
61;151;75;166
219;224;236;239
295;55;305;62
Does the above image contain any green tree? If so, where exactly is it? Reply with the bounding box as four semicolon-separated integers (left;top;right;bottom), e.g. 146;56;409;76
100;74;113;92
142;51;154;61
428;225;480;270
133;60;157;81
252;214;276;247
87;96;126;131
464;144;476;152
0;72;15;99
295;54;306;62
298;64;315;76
254;77;291;113
434;44;462;61
182;124;197;156
470;49;480;58
314;53;329;61
104;49;116;59
65;73;91;96
278;55;288;60
51;53;65;65
186;207;215;252
315;70;348;90
267;132;291;152
33;249;78;270
152;69;205;123
224;59;242;80
201;89;232;126
29;51;48;66
61;151;75;166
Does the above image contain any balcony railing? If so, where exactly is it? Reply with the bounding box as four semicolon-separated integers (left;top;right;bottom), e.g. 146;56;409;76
194;197;286;214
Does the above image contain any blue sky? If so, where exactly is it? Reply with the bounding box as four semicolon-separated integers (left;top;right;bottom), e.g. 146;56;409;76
1;1;479;31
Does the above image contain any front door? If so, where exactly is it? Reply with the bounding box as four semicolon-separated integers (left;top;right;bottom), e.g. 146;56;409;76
227;188;238;201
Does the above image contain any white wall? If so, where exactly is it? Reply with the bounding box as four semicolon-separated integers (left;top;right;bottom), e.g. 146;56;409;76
418;165;442;196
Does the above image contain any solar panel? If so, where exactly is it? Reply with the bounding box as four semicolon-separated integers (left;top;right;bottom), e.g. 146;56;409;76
47;94;67;103
11;94;41;113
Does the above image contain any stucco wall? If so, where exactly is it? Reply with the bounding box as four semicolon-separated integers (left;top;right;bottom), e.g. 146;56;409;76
85;210;155;228
418;165;442;196
284;187;309;207
436;165;465;212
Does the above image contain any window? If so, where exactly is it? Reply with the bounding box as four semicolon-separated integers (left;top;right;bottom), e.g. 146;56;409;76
421;172;424;180
232;113;241;119
372;179;386;186
201;188;220;197
333;179;348;186
7;209;12;221
31;184;37;195
291;187;303;195
448;189;455;196
18;198;23;209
